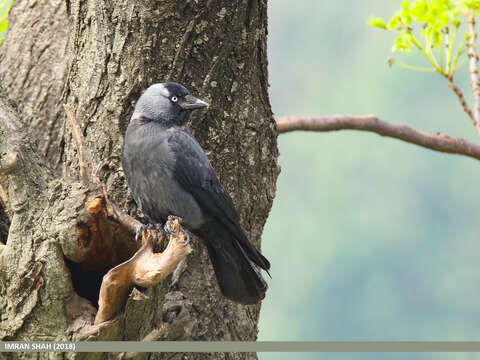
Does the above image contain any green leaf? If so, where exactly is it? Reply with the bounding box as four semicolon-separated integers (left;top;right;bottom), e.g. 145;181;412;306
369;0;469;76
0;22;5;46
387;13;403;30
400;0;413;25
401;0;413;11
462;0;480;10
392;32;414;52
368;16;388;29
0;18;7;33
411;0;429;19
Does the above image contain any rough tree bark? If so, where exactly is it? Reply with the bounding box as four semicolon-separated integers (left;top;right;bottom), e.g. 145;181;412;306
0;0;279;359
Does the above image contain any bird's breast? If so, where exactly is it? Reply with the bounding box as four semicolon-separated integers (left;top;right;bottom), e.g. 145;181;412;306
123;123;204;229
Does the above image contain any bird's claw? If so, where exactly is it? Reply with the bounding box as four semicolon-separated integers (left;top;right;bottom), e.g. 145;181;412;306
163;220;190;245
135;223;163;244
182;231;191;245
135;224;147;243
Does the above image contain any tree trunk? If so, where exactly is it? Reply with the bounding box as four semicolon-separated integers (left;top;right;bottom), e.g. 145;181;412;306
0;0;279;358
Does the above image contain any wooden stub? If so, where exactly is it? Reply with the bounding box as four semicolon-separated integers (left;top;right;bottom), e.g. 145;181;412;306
73;193;138;274
95;217;192;324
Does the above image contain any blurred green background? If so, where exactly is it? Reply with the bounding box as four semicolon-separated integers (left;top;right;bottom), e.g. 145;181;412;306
258;1;480;359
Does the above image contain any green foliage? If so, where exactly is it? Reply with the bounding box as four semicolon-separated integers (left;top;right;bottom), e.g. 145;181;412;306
369;0;480;76
0;0;12;46
368;17;388;29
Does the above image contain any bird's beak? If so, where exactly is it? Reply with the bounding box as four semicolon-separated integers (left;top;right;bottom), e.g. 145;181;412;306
178;94;209;110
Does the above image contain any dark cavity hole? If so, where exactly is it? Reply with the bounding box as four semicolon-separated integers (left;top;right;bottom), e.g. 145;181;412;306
0;200;10;244
65;258;104;308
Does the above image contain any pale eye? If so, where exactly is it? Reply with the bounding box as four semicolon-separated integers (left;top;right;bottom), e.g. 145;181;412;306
171;96;178;103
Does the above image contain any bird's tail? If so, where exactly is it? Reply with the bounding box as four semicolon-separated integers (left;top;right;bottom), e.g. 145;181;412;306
196;224;268;304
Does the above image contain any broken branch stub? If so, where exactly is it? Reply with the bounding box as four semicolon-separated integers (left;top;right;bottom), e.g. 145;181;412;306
67;192;138;272
95;217;192;324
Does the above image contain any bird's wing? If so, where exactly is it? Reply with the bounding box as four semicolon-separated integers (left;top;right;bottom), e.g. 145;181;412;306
168;130;270;270
168;130;239;228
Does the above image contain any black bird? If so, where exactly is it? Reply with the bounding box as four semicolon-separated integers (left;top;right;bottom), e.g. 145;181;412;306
122;82;270;304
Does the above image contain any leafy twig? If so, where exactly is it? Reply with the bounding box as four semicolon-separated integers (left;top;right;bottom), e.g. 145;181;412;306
368;0;480;135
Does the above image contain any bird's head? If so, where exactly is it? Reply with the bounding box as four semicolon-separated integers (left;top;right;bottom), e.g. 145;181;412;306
132;82;208;126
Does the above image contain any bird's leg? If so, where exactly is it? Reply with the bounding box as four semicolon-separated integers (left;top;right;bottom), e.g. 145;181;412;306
163;221;175;239
163;219;191;245
165;226;191;245
169;225;190;287
163;216;191;288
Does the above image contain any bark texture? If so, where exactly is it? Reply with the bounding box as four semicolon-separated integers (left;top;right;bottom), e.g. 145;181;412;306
0;0;279;358
0;0;69;167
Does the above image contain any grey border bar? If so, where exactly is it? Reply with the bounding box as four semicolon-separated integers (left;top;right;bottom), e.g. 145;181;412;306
2;342;480;353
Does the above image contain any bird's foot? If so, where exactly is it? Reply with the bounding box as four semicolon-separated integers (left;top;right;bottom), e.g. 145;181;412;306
135;224;148;243
181;230;191;245
163;217;177;238
163;217;191;245
135;223;163;244
168;226;190;245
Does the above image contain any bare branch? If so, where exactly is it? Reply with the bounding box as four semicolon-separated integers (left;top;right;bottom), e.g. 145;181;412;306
467;12;480;135
105;200;142;235
276;115;480;161
448;78;476;125
63;104;92;185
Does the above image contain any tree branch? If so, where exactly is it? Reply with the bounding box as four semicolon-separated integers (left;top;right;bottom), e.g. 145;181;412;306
63;104;93;185
276;115;480;161
467;12;480;135
447;78;476;126
105;200;142;235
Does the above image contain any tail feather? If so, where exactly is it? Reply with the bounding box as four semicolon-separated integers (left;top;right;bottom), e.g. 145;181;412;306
240;239;271;272
196;222;268;304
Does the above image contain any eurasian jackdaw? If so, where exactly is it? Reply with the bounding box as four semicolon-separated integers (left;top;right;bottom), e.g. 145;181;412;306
122;82;270;304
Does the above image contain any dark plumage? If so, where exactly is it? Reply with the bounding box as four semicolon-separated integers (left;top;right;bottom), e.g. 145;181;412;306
122;82;270;304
